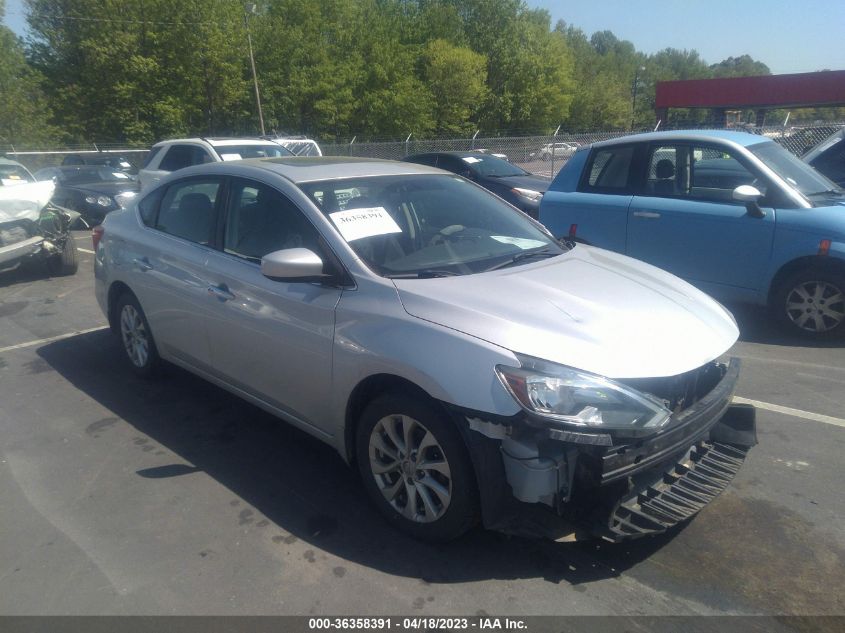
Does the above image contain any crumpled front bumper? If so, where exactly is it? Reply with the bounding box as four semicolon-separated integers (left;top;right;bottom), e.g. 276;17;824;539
453;357;756;541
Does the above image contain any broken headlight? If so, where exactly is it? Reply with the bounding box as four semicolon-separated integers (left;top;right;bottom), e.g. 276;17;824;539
496;355;671;431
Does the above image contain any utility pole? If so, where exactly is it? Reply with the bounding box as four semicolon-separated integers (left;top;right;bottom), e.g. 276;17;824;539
244;3;265;136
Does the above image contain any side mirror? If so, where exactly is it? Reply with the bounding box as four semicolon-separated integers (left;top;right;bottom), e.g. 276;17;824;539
261;248;324;282
732;185;766;218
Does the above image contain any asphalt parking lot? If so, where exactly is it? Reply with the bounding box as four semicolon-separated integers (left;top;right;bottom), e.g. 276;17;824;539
0;231;843;617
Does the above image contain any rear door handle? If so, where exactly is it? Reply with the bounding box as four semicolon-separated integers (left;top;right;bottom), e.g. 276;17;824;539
133;257;153;272
207;284;235;302
633;211;661;219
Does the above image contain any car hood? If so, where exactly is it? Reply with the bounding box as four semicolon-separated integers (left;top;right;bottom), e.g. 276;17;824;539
482;174;550;192
0;181;55;223
393;245;738;379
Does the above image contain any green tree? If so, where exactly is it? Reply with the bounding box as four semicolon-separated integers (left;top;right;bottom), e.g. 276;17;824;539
710;54;770;78
423;39;488;135
0;1;56;147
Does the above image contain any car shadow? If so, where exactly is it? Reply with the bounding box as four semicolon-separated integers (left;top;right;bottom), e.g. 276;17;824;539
37;330;685;586
0;261;51;289
728;302;845;348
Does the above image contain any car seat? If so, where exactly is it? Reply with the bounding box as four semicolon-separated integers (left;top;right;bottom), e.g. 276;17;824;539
653;159;677;195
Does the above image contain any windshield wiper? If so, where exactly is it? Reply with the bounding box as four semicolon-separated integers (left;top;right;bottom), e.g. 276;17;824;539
483;247;558;272
385;269;461;279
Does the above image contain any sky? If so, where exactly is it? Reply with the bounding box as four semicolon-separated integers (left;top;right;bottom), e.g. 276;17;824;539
3;0;844;75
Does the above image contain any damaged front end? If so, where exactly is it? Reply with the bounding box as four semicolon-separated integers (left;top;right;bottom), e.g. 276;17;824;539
0;181;80;271
452;357;756;542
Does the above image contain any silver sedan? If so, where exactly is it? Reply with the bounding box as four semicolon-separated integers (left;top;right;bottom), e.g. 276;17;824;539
94;157;756;542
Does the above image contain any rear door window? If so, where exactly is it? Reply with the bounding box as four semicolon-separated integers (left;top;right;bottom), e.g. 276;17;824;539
155;179;222;245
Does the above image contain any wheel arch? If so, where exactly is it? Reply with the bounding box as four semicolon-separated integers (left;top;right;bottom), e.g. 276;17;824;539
106;280;134;333
767;255;845;306
343;373;443;465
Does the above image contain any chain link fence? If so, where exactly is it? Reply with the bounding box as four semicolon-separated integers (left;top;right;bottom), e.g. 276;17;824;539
2;124;842;178
321;124;845;180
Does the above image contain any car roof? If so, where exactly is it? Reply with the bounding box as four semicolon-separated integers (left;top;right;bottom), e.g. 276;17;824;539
177;156;444;184
152;137;282;148
591;129;772;149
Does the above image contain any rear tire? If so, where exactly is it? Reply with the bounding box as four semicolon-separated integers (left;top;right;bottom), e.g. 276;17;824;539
116;292;161;377
356;392;479;542
772;268;845;338
46;237;78;276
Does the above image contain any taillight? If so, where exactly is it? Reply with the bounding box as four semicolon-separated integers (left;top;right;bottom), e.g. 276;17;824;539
92;225;104;251
568;223;577;237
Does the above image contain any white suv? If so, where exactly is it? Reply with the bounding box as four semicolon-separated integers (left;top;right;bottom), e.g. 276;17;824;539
138;138;293;189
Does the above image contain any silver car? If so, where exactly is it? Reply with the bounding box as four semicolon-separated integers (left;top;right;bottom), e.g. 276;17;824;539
94;157;757;542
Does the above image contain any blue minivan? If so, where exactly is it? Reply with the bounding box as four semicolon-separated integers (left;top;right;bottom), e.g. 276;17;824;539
539;130;845;338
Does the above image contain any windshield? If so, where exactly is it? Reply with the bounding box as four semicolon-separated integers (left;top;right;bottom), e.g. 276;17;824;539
300;174;564;277
460;154;528;178
0;163;35;186
215;143;293;160
749;141;841;197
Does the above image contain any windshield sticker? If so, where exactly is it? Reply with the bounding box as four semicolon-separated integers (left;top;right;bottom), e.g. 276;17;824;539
491;236;547;250
329;207;402;242
461;157;482;164
219;153;242;161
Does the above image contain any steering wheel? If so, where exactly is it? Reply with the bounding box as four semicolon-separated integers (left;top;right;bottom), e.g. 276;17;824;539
429;224;467;246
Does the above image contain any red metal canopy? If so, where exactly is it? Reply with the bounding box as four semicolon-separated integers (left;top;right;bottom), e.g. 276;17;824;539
655;70;845;110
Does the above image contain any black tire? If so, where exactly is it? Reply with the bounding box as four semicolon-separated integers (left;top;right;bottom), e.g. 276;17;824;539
46;237;78;276
115;292;161;377
356;392;479;542
772;267;845;339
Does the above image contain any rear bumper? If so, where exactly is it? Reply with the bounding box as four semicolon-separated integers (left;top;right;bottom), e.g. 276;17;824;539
454;358;756;541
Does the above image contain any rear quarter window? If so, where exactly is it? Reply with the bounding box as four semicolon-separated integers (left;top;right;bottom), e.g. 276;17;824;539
582;146;635;192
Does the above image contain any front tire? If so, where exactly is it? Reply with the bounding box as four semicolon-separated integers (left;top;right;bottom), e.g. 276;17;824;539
356;393;479;542
46;237;78;276
116;292;160;376
772;268;845;338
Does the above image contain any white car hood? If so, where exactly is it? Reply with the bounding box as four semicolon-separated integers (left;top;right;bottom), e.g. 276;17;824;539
393;245;738;379
0;181;55;222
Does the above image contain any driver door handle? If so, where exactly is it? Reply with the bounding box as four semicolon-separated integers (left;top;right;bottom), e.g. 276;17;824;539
207;284;235;302
633;211;661;219
133;257;153;272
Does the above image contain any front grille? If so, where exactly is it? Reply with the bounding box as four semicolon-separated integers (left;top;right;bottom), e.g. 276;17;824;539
621;361;725;414
603;440;748;541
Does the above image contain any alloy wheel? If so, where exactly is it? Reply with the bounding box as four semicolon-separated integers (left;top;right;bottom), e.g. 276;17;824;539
785;280;845;333
120;304;150;368
368;414;453;523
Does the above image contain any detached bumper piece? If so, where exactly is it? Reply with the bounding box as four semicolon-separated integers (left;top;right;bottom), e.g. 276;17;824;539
602;404;757;541
605;441;747;540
